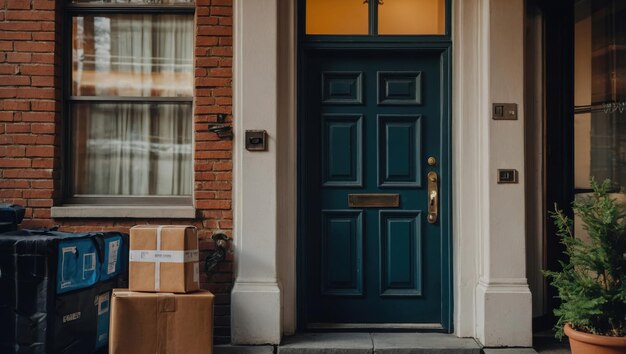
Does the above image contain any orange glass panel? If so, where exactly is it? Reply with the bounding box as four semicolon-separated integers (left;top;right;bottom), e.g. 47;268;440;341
378;0;445;35
306;0;368;35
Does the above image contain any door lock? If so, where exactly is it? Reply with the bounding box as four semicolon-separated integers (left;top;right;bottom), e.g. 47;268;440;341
427;171;438;224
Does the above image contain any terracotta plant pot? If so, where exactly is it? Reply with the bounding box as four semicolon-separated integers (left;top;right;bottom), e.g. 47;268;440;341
565;324;626;354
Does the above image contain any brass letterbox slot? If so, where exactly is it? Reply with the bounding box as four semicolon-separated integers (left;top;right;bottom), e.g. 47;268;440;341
348;194;400;208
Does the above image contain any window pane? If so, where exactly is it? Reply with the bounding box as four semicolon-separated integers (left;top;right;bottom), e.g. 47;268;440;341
306;0;368;35
574;0;626;190
72;14;193;97
72;103;192;196
378;0;445;35
574;0;592;189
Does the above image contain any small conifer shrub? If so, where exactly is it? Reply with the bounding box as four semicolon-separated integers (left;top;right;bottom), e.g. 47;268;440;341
545;179;626;338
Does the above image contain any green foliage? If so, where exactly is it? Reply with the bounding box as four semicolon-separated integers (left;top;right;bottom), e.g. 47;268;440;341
545;179;626;338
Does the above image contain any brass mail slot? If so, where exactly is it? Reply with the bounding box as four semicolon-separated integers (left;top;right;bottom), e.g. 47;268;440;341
348;194;400;208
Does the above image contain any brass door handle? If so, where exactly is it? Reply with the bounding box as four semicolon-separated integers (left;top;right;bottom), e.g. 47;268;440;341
427;171;438;224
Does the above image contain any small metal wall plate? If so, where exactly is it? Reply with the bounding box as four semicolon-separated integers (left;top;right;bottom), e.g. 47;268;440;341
245;130;267;151
492;103;518;120
497;169;519;184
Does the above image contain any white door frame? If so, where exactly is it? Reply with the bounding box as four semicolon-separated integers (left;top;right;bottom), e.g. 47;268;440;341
231;0;532;347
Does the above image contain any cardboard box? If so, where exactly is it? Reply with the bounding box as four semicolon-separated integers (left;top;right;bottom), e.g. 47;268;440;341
129;225;199;293
109;289;214;354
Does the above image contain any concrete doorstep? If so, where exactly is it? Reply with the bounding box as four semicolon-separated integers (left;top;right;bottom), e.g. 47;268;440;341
214;331;571;354
216;332;487;354
214;344;275;354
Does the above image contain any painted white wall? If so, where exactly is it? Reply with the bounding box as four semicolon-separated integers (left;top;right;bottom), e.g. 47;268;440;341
477;0;533;346
453;0;532;346
233;0;533;347
231;0;282;345
452;0;482;338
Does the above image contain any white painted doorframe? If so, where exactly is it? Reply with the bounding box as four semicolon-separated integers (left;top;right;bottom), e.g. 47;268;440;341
232;0;533;347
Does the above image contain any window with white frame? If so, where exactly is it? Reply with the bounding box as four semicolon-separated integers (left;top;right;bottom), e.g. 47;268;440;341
67;0;194;205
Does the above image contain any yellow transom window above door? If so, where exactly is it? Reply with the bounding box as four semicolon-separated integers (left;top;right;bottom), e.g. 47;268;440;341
305;0;446;36
306;0;368;35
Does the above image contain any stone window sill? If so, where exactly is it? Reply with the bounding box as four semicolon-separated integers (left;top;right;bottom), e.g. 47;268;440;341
51;205;196;219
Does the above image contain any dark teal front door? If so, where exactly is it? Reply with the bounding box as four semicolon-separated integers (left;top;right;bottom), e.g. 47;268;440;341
302;50;451;328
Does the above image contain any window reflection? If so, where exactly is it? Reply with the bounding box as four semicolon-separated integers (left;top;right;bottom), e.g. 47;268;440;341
72;103;192;196
574;0;626;190
72;14;193;97
70;11;194;199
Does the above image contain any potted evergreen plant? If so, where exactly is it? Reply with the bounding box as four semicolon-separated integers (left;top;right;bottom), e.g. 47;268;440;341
545;179;626;354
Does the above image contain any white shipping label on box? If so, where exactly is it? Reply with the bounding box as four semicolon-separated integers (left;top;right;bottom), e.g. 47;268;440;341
130;250;199;263
97;293;110;315
107;240;120;275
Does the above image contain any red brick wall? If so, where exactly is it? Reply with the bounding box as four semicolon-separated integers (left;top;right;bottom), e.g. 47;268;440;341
0;0;61;219
193;0;233;343
0;0;234;344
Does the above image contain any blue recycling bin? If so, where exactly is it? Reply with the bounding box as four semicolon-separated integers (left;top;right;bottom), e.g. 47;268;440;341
0;229;128;354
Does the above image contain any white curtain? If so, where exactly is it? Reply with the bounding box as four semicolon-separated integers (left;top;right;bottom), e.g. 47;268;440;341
76;14;193;196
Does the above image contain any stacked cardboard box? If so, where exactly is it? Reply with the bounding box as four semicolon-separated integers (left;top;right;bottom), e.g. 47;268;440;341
109;226;214;354
128;225;200;293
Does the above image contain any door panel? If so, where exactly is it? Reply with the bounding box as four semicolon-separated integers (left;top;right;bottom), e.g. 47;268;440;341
303;50;447;326
322;114;363;187
321;210;364;296
380;211;422;297
322;72;363;104
377;72;422;105
378;115;422;187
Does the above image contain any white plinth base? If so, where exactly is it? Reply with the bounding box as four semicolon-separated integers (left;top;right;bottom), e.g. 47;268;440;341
476;282;533;347
231;282;282;345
